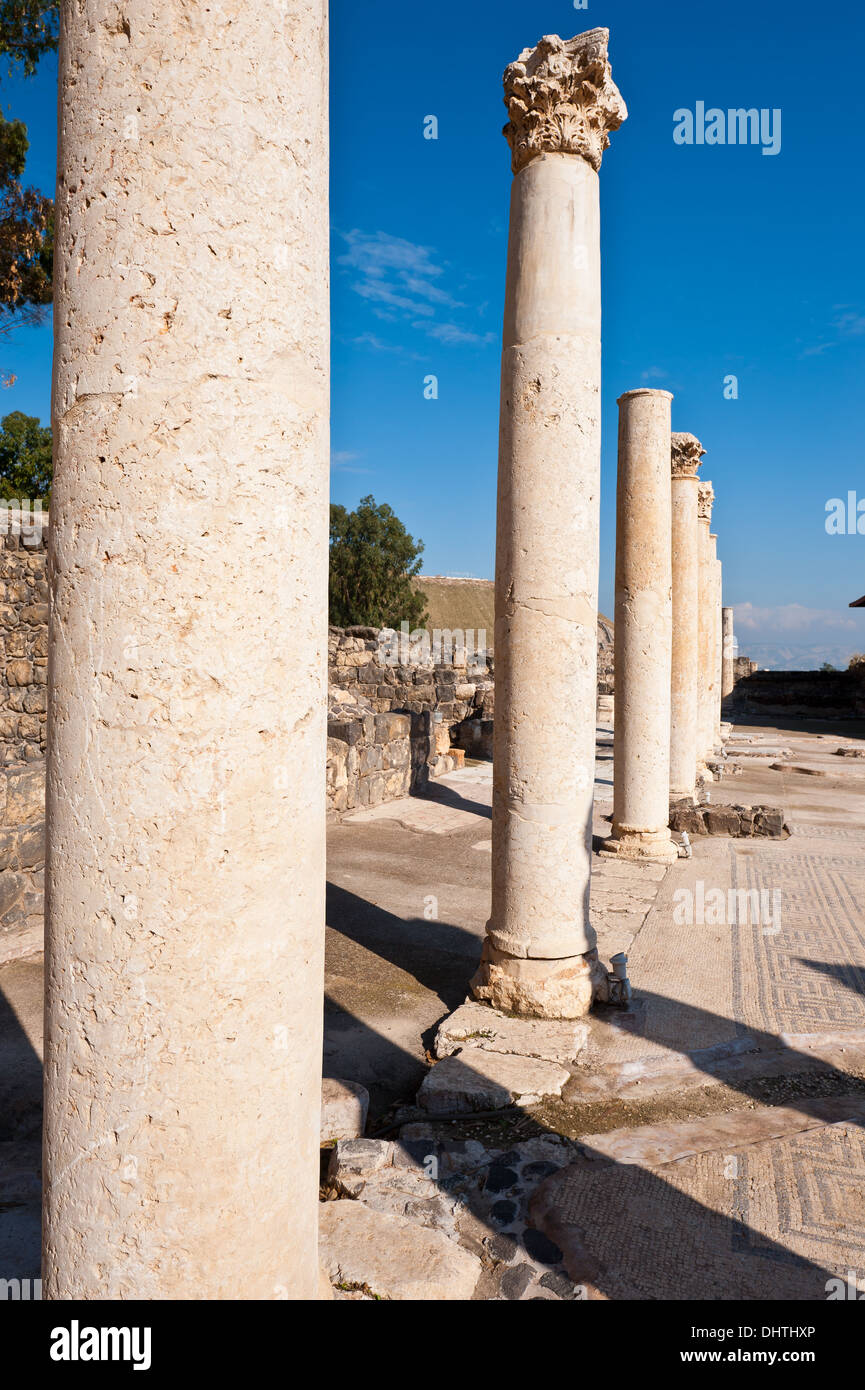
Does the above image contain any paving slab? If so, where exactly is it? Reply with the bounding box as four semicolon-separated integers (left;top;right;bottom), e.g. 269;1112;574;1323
318;1199;481;1300
434;1002;588;1065
418;1050;571;1113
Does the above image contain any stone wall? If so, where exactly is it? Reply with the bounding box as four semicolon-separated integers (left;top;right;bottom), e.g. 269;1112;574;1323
0;510;49;763
326;626;494;815
0;754;45;960
0;512;48;960
730;667;865;719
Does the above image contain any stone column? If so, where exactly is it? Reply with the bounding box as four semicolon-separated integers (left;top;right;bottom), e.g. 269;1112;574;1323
722;606;736;698
697;482;716;767
603;390;677;863
44;1;329;1299
472;30;627;1019
713;547;723;743
669;433;705;800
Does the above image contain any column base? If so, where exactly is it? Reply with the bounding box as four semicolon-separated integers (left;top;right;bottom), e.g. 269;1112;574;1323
471;940;605;1019
600;825;678;864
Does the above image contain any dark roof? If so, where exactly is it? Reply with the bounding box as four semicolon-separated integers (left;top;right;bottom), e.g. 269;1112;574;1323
851;595;865;608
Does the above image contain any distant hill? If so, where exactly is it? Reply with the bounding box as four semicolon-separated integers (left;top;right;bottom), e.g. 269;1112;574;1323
413;576;495;639
413;576;613;660
741;641;861;672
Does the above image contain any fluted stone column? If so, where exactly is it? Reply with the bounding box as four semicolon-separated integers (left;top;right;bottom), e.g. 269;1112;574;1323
603;390;677;863
697;482;716;768
669;433;704;800
472;30;627;1019
44;1;329;1299
722;606;736;698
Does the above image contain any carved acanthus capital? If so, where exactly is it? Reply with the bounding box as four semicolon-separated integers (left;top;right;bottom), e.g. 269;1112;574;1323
503;29;627;176
671;432;705;479
698;481;715;523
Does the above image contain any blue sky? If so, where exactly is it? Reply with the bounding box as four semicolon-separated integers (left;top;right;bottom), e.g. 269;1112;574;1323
3;0;865;665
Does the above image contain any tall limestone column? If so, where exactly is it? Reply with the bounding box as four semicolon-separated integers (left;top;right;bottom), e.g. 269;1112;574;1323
603;390;677;863
697;481;716;767
669;433;705;800
472;30;627;1019
722;606;736;697
713;546;723;743
44;2;329;1299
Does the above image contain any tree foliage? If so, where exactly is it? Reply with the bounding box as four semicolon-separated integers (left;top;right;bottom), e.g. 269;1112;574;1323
0;408;51;499
329;495;427;629
0;5;57;336
0;113;52;329
0;1;58;75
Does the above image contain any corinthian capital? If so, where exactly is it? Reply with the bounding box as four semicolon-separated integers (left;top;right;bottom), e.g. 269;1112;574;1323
698;481;715;522
671;432;705;479
503;29;627;176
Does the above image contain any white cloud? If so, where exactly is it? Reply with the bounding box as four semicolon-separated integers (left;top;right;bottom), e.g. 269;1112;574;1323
734;601;859;634
338;229;494;349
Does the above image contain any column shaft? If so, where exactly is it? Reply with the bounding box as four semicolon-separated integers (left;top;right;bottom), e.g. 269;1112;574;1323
669;434;704;799
722;606;736;698
44;0;329;1298
605;390;676;862
713;547;723;743
473;30;626;1019
696;482;716;766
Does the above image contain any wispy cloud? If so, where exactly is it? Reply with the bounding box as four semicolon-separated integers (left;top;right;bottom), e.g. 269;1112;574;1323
338;230;494;349
418;321;496;346
800;306;865;357
734;601;858;634
331;450;373;475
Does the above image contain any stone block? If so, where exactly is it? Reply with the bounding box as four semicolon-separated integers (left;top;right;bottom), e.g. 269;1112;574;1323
669;801;706;836
320;1078;369;1144
327;719;362;747
318;1200;480;1301
418;1050;571;1113
374;712;410;742
6;660;32;687
4;766;44;824
434;1002;588;1065
327;1139;393;1182
704;806;741;837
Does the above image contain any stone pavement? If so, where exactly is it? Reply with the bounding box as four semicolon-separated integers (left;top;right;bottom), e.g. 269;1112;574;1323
3;716;865;1298
321;715;865;1298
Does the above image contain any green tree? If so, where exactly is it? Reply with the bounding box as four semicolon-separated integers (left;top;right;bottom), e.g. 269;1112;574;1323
329;495;427;629
0;409;51;499
0;1;58;75
0;4;58;339
0;113;52;331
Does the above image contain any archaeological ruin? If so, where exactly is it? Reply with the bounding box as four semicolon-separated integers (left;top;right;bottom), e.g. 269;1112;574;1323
1;8;864;1333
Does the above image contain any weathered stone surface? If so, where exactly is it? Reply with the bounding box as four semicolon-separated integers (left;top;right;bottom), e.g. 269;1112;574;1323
328;1138;393;1180
606;390;677;864
472;942;594;1020
669;800;789;839
418;1050;571;1113
503;29;627;175
321;1078;369;1144
318;1200;481;1300
434;1001;587;1065
4;766;43;825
